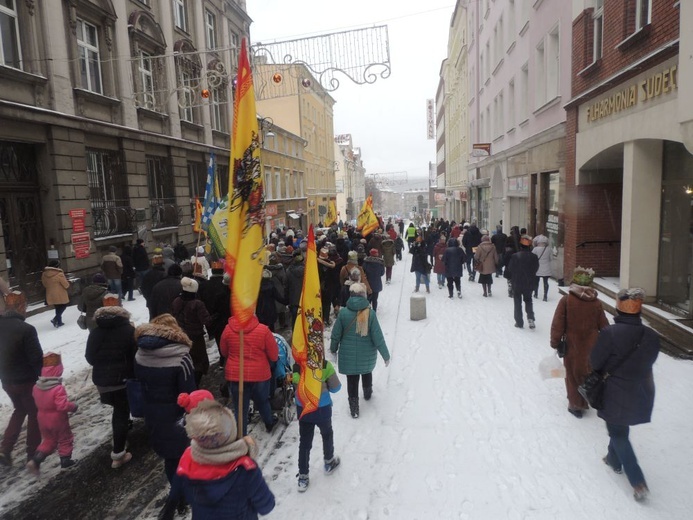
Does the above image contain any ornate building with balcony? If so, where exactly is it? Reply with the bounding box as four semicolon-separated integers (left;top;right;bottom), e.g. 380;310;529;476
0;0;250;300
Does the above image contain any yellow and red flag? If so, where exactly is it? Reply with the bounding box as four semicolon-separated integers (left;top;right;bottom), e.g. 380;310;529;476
357;193;379;236
291;225;324;418
225;38;265;326
324;198;338;227
193;198;203;234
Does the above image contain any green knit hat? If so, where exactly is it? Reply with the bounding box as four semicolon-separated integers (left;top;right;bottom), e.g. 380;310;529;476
572;266;595;286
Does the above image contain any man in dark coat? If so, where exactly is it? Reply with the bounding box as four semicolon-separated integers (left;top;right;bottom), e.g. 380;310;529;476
78;272;110;331
409;237;431;293
443;238;466;299
0;291;43;466
590;288;659;502
286;250;306;329
200;263;231;363
132;239;150;289
148;264;183;319
507;235;539;329
141;255;166;306
462;222;482;281
362;249;384;312
491;225;507;278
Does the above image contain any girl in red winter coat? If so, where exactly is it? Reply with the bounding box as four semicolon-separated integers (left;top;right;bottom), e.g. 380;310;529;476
27;353;78;474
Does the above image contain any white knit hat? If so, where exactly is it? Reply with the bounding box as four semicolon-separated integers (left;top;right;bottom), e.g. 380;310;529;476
181;277;199;293
349;282;367;296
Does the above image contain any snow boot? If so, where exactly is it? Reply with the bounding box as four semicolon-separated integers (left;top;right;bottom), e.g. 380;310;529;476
633;483;649;502
324;456;341;475
297;474;310;492
568;408;583;419
528;319;536;329
348;397;359;418
157;499;176;520
26;451;47;476
60;456;78;469
111;450;132;469
363;386;373;401
602;455;622;474
488;288;492;297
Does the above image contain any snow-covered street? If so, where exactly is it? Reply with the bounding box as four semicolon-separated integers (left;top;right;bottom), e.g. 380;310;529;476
2;251;693;519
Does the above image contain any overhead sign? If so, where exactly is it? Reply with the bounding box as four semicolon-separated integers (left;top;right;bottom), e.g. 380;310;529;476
334;134;352;146
472;143;491;156
426;99;435;140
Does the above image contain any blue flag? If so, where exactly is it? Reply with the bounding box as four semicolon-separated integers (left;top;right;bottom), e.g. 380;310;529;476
201;153;219;232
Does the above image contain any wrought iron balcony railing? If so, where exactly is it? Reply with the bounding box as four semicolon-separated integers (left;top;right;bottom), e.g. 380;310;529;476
91;200;137;238
150;198;181;229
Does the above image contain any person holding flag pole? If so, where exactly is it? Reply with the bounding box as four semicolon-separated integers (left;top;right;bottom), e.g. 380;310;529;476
219;37;277;439
291;225;342;492
356;194;379;238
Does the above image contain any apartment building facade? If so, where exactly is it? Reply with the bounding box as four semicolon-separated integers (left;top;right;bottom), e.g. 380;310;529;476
333;134;366;225
465;0;572;279
0;0;251;300
565;0;689;317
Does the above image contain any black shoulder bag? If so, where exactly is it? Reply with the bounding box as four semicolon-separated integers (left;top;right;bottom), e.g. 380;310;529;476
579;327;646;410
556;298;569;358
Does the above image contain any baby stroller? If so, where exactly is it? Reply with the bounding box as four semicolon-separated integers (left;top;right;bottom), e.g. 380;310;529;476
270;333;295;425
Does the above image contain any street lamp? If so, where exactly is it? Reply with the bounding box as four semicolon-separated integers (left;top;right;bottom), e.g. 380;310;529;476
259;116;274;145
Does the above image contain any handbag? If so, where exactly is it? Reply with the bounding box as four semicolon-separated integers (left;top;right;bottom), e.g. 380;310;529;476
578;328;646;409
77;313;87;330
556;335;567;358
126;379;145;418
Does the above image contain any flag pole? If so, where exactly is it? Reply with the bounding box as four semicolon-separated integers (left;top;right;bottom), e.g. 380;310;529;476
237;329;245;439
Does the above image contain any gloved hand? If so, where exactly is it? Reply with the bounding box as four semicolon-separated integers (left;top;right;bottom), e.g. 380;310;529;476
385;358;390;367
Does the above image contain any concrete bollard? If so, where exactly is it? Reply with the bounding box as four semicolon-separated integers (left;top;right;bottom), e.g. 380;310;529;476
410;294;427;321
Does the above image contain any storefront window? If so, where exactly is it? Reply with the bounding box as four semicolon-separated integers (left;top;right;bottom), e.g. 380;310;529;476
658;141;693;317
479;187;490;230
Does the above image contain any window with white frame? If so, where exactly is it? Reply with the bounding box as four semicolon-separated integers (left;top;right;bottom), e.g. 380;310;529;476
173;0;187;32
493;97;499;138
635;0;651;31
593;0;604;61
77;19;103;94
265;171;273;200
210;87;226;132
498;90;504;137
284;172;291;198
519;63;529;122
485;41;491;79
275;171;281;199
507;0;516;44
138;51;155;109
508;79;515;129
479;52;485;86
485;106;490;141
479;112;485;142
180;71;194;122
205;10;217;50
299;172;304;197
495;16;503;64
0;0;21;69
229;30;239;67
546;27;560;101
535;40;546;108
521;0;530;27
293;171;298;196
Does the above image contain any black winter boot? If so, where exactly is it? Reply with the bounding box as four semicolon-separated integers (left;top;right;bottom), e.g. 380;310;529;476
363;386;373;401
157;499;176;520
60;456;78;469
348;397;359;418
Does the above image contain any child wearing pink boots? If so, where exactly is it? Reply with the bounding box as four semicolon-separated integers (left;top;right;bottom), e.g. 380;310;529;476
27;353;78;474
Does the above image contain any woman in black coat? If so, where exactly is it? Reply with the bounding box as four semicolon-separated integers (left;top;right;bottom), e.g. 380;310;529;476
443;238;466;299
134;315;196;485
590;288;659;502
85;302;137;468
120;245;137;301
409;237;431;293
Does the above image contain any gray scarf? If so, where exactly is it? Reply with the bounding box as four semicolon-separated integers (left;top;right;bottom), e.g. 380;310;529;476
190;437;259;465
36;377;62;391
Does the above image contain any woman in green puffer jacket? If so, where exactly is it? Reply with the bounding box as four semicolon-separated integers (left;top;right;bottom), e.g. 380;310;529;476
330;282;390;419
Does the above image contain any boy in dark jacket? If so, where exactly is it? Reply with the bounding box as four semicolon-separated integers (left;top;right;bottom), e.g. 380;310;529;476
293;360;342;492
508;235;539;329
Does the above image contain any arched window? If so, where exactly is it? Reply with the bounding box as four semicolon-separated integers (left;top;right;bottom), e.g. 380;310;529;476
128;10;167;112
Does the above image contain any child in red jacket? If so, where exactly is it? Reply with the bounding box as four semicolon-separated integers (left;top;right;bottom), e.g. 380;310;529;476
27;353;78;475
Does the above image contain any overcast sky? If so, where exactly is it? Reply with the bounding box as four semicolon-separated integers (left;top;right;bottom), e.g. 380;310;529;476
248;0;455;182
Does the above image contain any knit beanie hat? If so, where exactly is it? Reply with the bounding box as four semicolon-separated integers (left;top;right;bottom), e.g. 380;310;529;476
102;293;121;307
349;282;367;296
4;291;27;312
178;390;214;412
182;396;237;449
181;277;199;293
347;251;358;263
262;269;272;279
616;287;645;314
572;266;595;286
151;254;164;266
519;235;532;247
369;248;379;257
196;246;205;255
349;268;361;282
92;272;107;284
180;260;193;276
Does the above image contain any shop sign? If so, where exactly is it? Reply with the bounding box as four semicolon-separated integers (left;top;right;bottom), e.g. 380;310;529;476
508;176;528;193
71;232;91;259
586;65;678;123
435;192;446;202
545;213;559;235
426;99;435;140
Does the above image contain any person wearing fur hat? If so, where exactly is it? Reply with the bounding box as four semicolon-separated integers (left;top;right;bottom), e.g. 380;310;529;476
191;246;211;280
134;314;196;486
26;353;78;474
41;260;70;328
220;314;279;436
507;235;539;329
549;267;609;418
172;278;212;388
590;288;660;502
362;249;384;312
78;273;110;331
0;291;43;467
148;264;183;320
293;359;342;492
330;282;390;418
85;296;137;468
158;391;274;520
